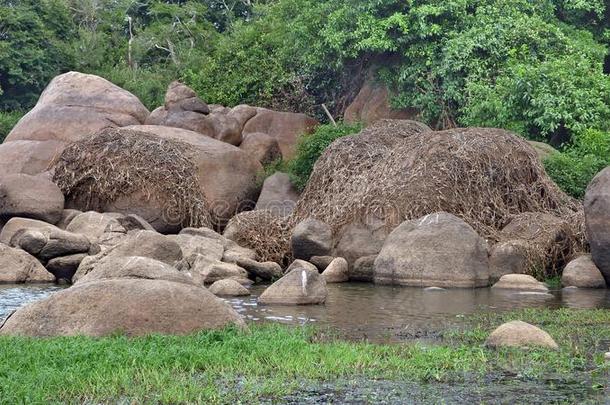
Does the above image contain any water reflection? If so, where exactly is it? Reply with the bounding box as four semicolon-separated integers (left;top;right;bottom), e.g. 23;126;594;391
229;283;609;340
0;283;608;340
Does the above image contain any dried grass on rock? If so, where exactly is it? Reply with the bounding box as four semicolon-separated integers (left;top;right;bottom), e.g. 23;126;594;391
52;128;212;230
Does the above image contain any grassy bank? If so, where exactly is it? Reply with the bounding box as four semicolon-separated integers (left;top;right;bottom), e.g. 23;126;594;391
0;308;607;403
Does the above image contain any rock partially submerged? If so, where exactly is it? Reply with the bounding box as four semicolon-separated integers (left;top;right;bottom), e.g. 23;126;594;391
561;255;606;288
374;213;490;288
492;274;549;292
0;279;245;337
259;266;327;305
485;321;558;350
585;167;610;286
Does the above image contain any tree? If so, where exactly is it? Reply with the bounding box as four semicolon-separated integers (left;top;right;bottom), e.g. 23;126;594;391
0;0;76;109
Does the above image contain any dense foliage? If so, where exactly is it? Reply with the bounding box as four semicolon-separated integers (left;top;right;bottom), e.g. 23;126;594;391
1;0;609;194
285;122;362;190
0;110;24;142
0;0;76;110
544;129;610;198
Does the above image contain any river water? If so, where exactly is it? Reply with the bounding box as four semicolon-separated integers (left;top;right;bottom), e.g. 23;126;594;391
1;283;608;341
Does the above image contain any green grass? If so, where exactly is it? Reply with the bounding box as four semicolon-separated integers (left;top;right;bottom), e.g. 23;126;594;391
0;308;608;403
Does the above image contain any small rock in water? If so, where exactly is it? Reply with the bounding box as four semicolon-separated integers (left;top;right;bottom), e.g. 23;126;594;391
514;291;554;299
423;287;445;292
492;274;548;292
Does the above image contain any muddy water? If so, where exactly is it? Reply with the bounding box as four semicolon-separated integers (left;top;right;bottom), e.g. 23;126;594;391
230;283;610;340
2;282;607;341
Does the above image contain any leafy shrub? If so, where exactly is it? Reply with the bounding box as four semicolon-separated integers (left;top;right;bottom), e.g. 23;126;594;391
287;122;362;190
0;111;24;143
95;66;175;111
544;129;610;199
0;1;76;110
184;0;610;141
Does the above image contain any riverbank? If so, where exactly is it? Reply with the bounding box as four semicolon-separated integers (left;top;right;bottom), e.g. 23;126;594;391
1;308;607;404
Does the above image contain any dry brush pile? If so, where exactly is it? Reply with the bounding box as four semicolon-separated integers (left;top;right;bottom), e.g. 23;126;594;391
52;128;212;229
241;121;584;272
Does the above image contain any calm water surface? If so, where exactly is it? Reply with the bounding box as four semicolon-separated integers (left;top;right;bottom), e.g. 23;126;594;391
2;282;608;340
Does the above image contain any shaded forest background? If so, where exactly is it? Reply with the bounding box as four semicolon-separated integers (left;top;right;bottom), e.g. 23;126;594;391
1;0;609;197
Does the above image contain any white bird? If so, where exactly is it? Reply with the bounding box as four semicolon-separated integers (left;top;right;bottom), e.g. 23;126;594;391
301;270;307;295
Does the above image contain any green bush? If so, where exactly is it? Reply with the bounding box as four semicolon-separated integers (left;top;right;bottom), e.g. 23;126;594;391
0;111;24;143
544;129;610;199
94;66;175;111
181;0;610;141
287;122;362;190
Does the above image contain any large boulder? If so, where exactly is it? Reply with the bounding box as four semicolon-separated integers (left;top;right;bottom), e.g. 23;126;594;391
258;266;328;305
0;217;55;245
561;255;607;288
65;211;126;243
240;132;282;165
489;240;530;283
6;72;149;144
344;80;418;126
291;218;333;260
73;230;182;282
91;230;182;263
209;279;250;296
0;279;245;337
333;218;387;269
485;321;559;350
321;257;349;283
198;261;249;284
491;274;549;292
145;82;247;146
10;227;91;263
584;167;610;285
164;81;209;114
0;140;65;176
46;253;89;282
492;212;575;279
350;255;376;282
242;108;318;159
0;174;64;224
169;233;224;264
115;125;262;227
75;256;198;286
255;173;299;216
0;244;55;283
206;112;242;146
374;213;490;288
